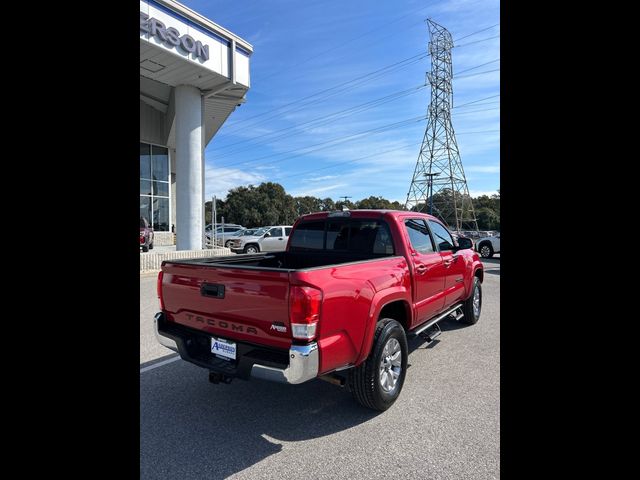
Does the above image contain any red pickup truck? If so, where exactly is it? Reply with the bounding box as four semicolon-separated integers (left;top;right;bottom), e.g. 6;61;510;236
154;210;483;411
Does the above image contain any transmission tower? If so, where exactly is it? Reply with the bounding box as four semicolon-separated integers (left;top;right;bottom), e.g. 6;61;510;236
405;19;478;233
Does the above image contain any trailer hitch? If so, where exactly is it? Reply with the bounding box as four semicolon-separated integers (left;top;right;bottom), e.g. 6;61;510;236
209;371;233;384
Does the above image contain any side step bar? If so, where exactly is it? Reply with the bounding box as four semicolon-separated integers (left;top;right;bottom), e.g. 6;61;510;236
411;303;464;337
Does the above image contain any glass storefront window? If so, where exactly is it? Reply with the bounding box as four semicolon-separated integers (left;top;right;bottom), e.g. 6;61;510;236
153;197;170;231
140;143;151;179
140;179;152;196
140;196;152;227
140;142;170;231
153;181;169;197
152;146;169;181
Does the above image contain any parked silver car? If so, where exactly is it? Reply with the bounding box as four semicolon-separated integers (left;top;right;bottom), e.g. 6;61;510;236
228;226;293;254
205;224;245;247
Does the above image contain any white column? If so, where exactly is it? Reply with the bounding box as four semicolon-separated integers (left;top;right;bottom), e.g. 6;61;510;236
175;85;203;250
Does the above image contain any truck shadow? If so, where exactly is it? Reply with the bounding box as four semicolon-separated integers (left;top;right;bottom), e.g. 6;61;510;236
406;317;469;353
140;361;379;479
481;257;500;265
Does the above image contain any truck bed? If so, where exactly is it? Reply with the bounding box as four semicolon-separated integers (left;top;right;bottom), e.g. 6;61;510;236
162;250;396;271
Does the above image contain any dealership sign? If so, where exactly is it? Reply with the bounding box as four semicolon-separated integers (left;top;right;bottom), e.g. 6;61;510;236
139;0;249;85
140;12;209;61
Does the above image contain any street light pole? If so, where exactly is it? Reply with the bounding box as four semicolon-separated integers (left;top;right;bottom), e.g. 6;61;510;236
424;173;440;215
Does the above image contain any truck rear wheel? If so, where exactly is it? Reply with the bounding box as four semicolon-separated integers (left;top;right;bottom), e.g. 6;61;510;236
460;277;482;325
347;318;408;411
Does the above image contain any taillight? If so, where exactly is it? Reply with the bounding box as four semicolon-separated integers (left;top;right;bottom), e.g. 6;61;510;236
289;286;322;340
157;271;165;311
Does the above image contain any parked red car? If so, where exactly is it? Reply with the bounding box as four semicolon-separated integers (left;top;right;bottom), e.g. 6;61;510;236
140;217;154;252
154;210;483;410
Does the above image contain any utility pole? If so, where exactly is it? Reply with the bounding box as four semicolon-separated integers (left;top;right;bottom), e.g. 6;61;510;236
212;195;217;247
405;19;478;232
424;172;439;214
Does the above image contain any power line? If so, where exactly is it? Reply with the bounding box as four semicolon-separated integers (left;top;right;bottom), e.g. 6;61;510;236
455;129;500;135
222;52;428;131
212;84;427;156
452;107;500;116
455;58;499;76
453;94;500;108
455;34;500;48
453;23;499;42
455;68;500;79
453;105;500;113
221;125;500;186
454;100;500;109
214;115;428;174
215;125;497;182
214;61;501;158
222;26;501;132
257;1;441;83
270;142;424;182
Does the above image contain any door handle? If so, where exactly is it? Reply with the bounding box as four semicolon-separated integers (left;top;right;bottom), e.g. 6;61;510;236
415;264;427;275
444;259;453;267
278;238;283;240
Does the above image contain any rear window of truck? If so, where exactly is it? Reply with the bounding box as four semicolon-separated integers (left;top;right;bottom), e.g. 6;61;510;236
289;219;395;255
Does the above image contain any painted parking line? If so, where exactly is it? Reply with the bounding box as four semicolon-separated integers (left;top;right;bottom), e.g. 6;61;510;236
140;355;180;373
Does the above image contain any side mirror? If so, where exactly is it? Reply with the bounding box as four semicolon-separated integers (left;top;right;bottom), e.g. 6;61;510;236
264;232;271;237
457;237;473;250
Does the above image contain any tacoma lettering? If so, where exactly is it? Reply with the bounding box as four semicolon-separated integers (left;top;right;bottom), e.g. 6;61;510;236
185;313;258;334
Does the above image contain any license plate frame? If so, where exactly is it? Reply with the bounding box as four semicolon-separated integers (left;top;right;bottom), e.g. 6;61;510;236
210;336;237;361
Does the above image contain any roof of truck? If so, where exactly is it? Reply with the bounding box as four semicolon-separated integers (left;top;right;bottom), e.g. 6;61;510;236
297;209;439;222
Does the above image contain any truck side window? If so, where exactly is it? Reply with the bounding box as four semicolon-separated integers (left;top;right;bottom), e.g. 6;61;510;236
427;220;454;251
404;219;435;254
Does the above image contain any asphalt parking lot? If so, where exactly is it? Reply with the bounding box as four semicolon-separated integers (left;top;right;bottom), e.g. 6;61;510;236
140;256;500;479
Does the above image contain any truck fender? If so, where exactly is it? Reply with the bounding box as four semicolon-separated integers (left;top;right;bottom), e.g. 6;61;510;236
464;262;484;299
354;287;411;366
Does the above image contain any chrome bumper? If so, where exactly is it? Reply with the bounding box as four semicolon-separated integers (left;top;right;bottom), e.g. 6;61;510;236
251;343;319;384
154;312;178;352
154;312;318;384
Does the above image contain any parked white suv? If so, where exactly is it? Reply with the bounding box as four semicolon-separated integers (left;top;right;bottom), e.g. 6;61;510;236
475;233;500;258
229;226;293;254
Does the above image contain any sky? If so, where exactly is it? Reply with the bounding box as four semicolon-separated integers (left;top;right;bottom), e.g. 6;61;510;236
182;0;499;203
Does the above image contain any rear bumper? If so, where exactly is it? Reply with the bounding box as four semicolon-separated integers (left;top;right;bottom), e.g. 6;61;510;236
154;312;318;384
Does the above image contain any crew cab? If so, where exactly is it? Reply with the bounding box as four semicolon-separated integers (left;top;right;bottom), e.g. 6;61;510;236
154;210;483;411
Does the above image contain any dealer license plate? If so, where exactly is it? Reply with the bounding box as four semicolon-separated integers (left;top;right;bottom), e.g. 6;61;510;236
211;336;236;361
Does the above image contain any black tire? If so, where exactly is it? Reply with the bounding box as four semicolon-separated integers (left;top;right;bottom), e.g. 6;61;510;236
460;277;482;325
141;245;149;253
244;244;259;254
478;242;494;258
225;240;232;248
347;318;408;411
148;242;154;250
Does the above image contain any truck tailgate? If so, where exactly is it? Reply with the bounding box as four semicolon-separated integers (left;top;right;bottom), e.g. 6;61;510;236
161;262;292;350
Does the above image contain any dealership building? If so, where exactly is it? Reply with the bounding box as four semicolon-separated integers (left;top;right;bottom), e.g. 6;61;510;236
140;0;252;250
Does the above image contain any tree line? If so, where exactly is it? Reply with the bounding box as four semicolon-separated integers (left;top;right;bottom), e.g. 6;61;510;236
205;182;500;230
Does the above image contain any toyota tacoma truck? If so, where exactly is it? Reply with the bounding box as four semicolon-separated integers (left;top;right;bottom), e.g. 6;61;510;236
154;210;483;411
